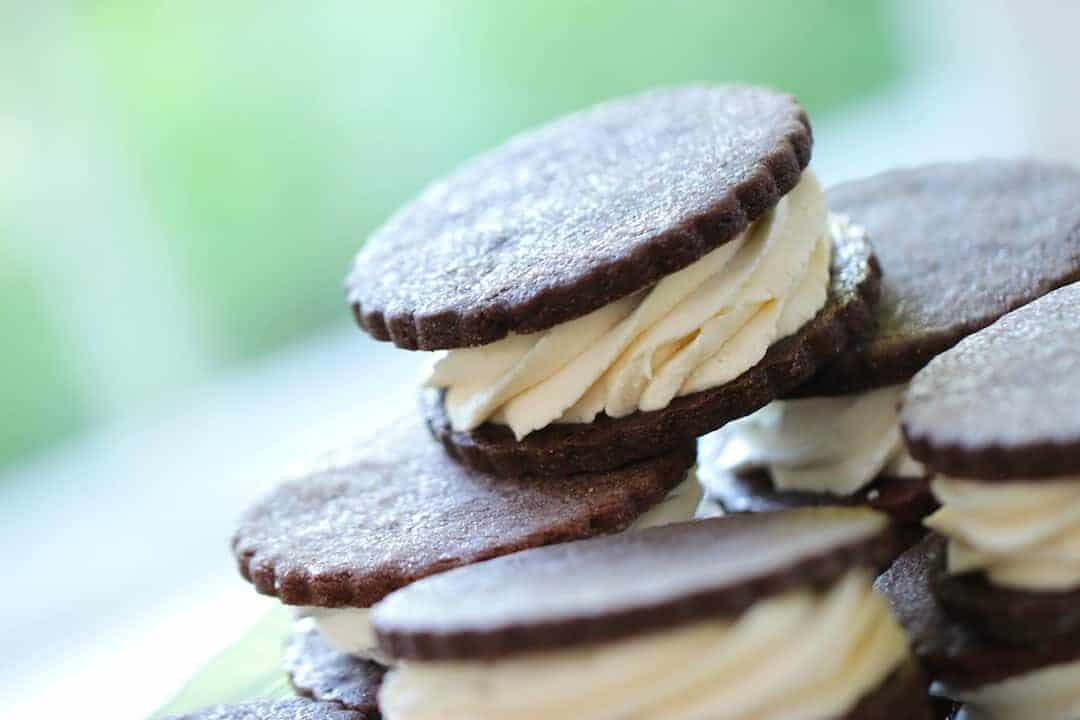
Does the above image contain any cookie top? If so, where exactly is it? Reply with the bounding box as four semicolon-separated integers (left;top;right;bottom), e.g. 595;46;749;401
284;618;386;717
372;507;893;661
232;413;694;607
162;698;366;720
901;281;1080;479
796;160;1080;396
347;85;811;350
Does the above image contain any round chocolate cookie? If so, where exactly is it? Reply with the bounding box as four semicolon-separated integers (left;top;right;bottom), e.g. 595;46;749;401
284;618;386;717
373;508;896;660
796;159;1080;396
162;698;367;720
902;281;1080;479
423;223;880;476
232;413;695;607
347;85;812;350
874;536;1080;689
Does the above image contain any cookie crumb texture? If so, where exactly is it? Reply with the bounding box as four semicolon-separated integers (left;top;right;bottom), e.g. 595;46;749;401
348;85;812;350
162;698;369;720
232;414;694;606
285;618;386;717
800;160;1080;395
902;281;1080;479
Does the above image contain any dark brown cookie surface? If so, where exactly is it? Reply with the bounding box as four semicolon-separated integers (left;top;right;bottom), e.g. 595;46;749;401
796;160;1080;396
839;659;933;720
901;281;1080;479
423;222;880;476
232;413;694;607
702;466;936;526
162;698;367;720
934;564;1080;647
874;535;1080;689
348;85;811;350
372;507;894;661
284;619;385;717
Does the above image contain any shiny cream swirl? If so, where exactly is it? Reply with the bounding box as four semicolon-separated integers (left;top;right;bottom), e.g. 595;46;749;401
926;476;1080;591
942;656;1080;720
718;384;925;496
428;172;833;439
377;570;909;720
300;472;703;663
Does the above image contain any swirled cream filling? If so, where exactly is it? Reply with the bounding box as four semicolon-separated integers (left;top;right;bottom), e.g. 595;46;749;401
298;471;703;663
718;384;924;496
428;172;836;439
941;656;1080;720
377;570;909;720
926;476;1080;591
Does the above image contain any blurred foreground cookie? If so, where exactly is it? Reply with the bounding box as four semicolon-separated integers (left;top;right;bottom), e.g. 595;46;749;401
704;160;1080;533
232;413;697;710
163;698;367;720
878;283;1080;719
347;85;880;475
370;507;931;720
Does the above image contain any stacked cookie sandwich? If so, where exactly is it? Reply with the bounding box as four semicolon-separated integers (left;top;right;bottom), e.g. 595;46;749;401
370;508;932;720
701;160;1080;541
223;84;891;717
878;282;1080;719
348;84;880;478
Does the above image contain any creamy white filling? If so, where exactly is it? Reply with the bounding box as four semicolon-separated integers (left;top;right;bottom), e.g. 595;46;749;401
718;384;924;496
941;656;1080;720
300;472;703;663
296;606;392;665
428;172;834;440
377;570;909;720
925;476;1080;591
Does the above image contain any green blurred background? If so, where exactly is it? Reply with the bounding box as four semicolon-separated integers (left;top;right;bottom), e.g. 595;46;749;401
0;1;901;470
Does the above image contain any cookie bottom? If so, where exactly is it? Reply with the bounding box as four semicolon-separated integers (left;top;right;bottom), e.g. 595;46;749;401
704;466;936;530
934;563;1080;647
874;536;1080;690
284;618;386;718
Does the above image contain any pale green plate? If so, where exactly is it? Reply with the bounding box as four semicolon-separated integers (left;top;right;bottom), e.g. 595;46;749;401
152;607;294;718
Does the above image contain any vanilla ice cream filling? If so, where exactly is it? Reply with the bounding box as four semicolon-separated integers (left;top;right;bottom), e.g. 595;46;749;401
377;570;909;720
718;384;925;496
428;172;836;440
926;476;1080;591
940;656;1080;720
299;471;703;663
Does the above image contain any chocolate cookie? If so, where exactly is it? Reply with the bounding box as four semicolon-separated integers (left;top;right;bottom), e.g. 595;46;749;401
373;508;895;660
902;281;1080;479
839;660;933;720
702;464;935;530
347;85;812;350
423;223;880;476
284;619;386;717
934;567;1080;647
371;508;929;720
162;698;368;720
232;413;695;607
796;160;1080;396
874;536;1080;689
